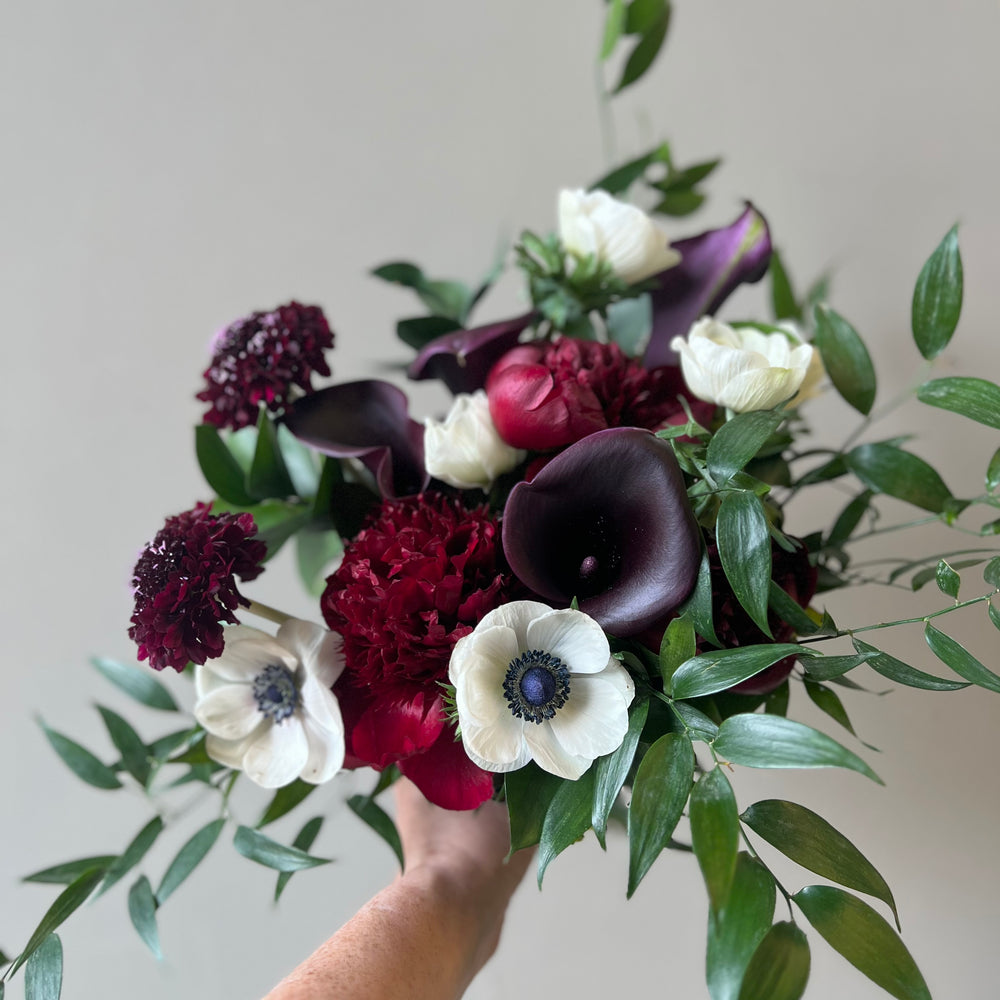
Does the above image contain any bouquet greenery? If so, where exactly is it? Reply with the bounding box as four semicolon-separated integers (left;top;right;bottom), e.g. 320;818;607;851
4;4;997;1000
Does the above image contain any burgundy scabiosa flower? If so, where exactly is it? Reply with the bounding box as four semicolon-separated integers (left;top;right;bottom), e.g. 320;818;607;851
128;503;267;672
321;492;523;809
197;301;335;430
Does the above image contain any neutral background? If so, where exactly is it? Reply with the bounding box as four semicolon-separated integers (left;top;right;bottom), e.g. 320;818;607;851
2;1;999;998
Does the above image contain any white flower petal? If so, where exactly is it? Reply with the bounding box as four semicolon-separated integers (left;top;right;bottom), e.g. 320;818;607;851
204;724;266;770
300;673;344;735
276;619;344;687
469;600;555;648
299;713;345;784
194;684;261;740
524;722;591;780
206;631;297;682
453;635;519;730
719;365;804;412
461;716;532;772
548;673;633;760
242;718;310;788
526;608;611;674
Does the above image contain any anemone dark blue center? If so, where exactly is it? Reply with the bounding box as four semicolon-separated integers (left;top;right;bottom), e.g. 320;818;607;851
503;649;570;724
252;662;300;723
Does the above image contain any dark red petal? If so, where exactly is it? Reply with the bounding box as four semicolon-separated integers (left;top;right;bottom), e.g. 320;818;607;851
399;725;495;811
348;690;446;770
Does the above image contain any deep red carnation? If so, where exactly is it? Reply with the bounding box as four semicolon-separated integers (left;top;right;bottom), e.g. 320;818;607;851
128;502;266;672
197;301;334;430
485;336;711;451
321;492;522;809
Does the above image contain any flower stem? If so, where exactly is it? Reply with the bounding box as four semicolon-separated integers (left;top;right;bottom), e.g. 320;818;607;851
245;599;293;627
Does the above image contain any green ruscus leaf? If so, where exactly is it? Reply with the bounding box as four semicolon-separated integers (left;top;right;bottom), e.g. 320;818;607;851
813;304;876;415
90;657;179;712
738;922;810;1000
127;876;161;960
504;764;564;854
24;933;62;1000
846;442;952;514
155;818;225;905
346;795;404;868
672;644;812;700
233;825;332;873
275;816;325;902
716;490;773;636
194;424;255;506
537;768;597;886
924;623;1000;694
917;376;1000;430
38;720;121;790
707;410;786;487
912;223;962;361
690;768;740;912
593;697;649;848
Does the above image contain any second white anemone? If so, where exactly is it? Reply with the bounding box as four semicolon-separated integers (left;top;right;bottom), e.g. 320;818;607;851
449;600;635;780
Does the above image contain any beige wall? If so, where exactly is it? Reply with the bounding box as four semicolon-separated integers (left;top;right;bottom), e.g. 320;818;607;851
2;2;998;997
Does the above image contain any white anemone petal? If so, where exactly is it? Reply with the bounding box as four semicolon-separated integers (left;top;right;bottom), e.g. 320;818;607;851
461;716;531;772
204;723;266;770
242;719;310;788
548;673;633;760
207;633;297;682
194;684;261;740
524;722;590;780
526;609;610;674
300;674;344;735
465;601;553;649
299;714;345;784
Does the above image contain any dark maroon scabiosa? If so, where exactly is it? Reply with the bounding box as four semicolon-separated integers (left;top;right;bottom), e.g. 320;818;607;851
128;503;267;672
321;492;523;809
502;427;701;636
197;301;334;430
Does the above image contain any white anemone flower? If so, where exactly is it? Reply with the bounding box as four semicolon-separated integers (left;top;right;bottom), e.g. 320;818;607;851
194;619;346;788
423;389;525;491
558;188;681;284
670;317;818;413
449;600;635;780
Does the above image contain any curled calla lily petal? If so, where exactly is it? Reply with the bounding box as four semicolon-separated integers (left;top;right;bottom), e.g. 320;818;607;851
407;312;536;394
502;427;701;636
283;380;428;497
643;204;773;369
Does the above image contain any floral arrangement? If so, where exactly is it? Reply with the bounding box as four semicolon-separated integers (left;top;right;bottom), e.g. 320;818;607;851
4;6;998;1000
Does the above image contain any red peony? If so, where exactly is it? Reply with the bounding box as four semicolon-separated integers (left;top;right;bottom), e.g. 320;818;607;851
321;492;522;809
128;503;266;672
485;336;711;451
197;301;334;431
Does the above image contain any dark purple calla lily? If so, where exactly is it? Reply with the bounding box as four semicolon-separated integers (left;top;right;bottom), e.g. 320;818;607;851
643;204;772;369
502;427;701;636
283;380;428;498
407;312;536;394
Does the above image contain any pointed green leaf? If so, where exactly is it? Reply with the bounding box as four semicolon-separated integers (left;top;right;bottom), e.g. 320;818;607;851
39;720;121;790
592;143;671;196
155;818;225;905
90;658;179;712
672;644;810;700
659;616;696;692
767;582;822;637
989;601;1000;632
738;922;810;1000
803;680;857;738
275;423;319;497
714;714;882;783
627;732;695;897
706;854;777;1000
672;701;720;740
347;795;404;868
8;868;104;978
98;816;165;897
600;0;627;59
802;652;875;681
794;886;930;1000
538;768;596;886
257;780;317;829
813;304;876;415
986;447;1000;493
691;768;739;912
742;799;898;927
233;825;331;873
194;424;255;506
912;224;962;361
24;933;62;1000
708;411;785;487
852;638;968;692
295;527;344;597
681;548;720;646
846;443;952;513
613;7;670;93
917;376;1000;430
717;491;772;635
275;816;324;902
146;727;201;762
925;623;1000;693
248;409;295;500
764;681;789;717
934;559;961;599
593;698;649;847
127;877;161;960
96;706;150;786
504;764;564;854
827;491;872;548
605;294;652;356
23;856;116;886
985;556;1000;589
769;249;801;322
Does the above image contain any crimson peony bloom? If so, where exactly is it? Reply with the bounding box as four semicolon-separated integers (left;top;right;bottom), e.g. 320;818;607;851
128;503;267;672
197;302;334;431
321;493;523;809
485;336;707;452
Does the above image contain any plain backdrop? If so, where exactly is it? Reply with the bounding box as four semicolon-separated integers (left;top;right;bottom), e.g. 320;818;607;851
2;2;999;998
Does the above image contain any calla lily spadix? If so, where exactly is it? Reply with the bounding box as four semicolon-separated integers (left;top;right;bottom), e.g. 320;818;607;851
501;427;701;636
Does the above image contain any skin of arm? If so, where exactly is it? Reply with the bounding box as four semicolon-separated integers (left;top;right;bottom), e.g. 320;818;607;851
263;779;535;1000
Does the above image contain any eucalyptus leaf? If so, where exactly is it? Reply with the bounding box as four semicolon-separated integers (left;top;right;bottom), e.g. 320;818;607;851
707;410;785;487
742;799;898;927
194;424;255;506
912;224;962;361
39;720;121;790
593;698;649;847
347;795;404;868
716;491;772;635
672;644;810;700
813;304;876;415
233;825;331;873
24;933;62;1000
706;854;776;1000
793;886;930;1000
127;877;161;960
846;442;952;513
155;818;225;905
738;922;810;1000
690;768;739;912
924;623;1000;693
537;768;596;886
917;376;1000;430
713;714;882;783
505;764;564;853
257;780;317;829
97;706;150;786
97;816;165;897
90;657;179;712
275;816;324;902
627;732;695;897
659;616;696;692
23;856;116;886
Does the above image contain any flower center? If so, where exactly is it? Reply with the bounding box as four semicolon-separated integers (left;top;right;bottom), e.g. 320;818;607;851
252;663;300;723
503;649;570;724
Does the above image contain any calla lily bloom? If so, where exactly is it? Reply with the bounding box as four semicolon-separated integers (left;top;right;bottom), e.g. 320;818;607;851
643;204;772;369
408;312;536;394
502;427;701;636
283;380;428;498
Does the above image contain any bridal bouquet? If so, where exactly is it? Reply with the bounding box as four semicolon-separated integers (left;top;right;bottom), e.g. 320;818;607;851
4;5;997;1000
